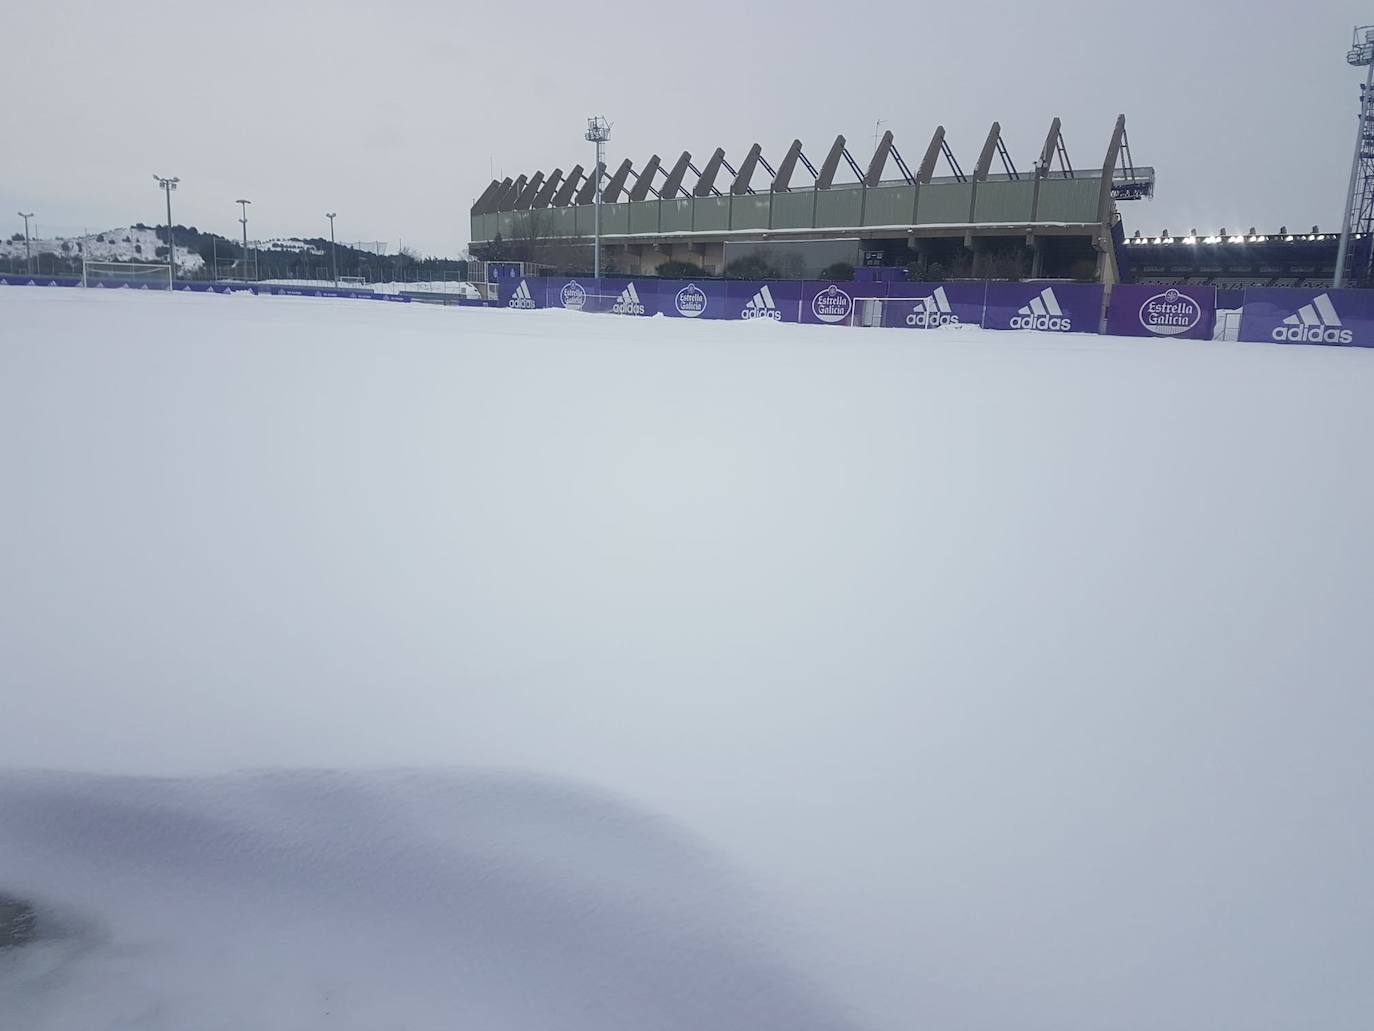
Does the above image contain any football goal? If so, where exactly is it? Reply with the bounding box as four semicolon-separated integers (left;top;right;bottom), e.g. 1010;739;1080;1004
82;260;173;290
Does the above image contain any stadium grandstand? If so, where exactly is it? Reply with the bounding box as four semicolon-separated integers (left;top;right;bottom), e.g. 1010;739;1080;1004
1121;228;1350;292
468;116;1156;284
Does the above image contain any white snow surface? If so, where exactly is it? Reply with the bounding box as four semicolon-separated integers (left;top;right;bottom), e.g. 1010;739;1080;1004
1;289;1372;1031
258;277;483;297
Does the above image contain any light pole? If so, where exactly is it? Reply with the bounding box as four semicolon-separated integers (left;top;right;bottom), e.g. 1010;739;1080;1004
1335;26;1374;289
325;212;338;286
236;198;252;281
17;212;34;274
153;175;180;282
585;116;611;278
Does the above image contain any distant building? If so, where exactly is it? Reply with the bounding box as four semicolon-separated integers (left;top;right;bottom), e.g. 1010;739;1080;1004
469;116;1155;283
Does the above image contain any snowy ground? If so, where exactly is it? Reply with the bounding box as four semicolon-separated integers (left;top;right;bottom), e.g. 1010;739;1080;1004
2;289;1372;1031
257;277;482;297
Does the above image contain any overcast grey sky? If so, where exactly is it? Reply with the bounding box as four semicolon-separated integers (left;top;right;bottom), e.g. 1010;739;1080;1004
1;0;1367;257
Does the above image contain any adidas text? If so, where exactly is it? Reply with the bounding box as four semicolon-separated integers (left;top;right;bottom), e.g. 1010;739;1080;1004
1272;324;1354;345
907;311;960;328
1010;313;1072;332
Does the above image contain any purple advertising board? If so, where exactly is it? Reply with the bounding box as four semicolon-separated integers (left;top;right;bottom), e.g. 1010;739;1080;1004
580;277;659;316
542;277;591;311
725;280;803;322
0;275;82;288
1106;284;1215;340
658;280;726;319
800;281;889;326
982;281;1104;334
881;282;987;331
499;275;545;309
1238;288;1374;347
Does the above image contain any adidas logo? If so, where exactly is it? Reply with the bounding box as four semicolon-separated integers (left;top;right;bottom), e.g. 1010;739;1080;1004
508;279;537;309
1272;294;1354;344
905;287;961;328
1010;287;1072;332
611;282;646;316
741;284;782;321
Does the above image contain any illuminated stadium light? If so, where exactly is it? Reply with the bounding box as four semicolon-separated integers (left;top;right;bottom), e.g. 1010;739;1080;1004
1184;236;1197;245
1229;236;1246;244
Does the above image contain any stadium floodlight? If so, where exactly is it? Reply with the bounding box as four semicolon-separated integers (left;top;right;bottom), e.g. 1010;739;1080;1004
584;116;611;278
153;175;180;282
325;212;338;287
236;199;252;282
17;211;34;274
1335;25;1374;288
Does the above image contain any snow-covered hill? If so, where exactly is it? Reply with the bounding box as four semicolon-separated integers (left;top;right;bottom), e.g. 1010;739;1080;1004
0;226;205;274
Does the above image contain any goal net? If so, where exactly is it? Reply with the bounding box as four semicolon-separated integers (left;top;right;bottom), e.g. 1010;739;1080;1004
82;260;173;290
338;276;367;288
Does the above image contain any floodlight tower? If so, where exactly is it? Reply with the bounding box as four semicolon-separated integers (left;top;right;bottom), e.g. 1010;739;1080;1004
236;199;252;281
17;212;34;274
585;116;611;278
153;175;180;282
1334;26;1374;289
325;212;338;286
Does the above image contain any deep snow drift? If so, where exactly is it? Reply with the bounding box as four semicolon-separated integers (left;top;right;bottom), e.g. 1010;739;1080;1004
2;289;1372;1030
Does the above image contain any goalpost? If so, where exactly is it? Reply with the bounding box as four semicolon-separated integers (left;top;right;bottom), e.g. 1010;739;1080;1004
82;260;173;291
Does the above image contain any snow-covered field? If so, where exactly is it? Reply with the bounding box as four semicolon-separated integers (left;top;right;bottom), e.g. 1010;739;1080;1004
2;289;1371;1031
257;277;482;297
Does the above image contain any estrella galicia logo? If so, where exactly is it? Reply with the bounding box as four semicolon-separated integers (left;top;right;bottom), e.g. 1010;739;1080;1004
559;280;587;310
1139;288;1201;336
811;284;852;324
675;283;707;318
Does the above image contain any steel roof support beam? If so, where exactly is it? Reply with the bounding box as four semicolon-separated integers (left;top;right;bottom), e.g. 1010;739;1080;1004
513;171;545;210
916;127;946;184
602;159;634;203
816;135;847;190
575;163;603;205
731;143;762;195
771;140;804;192
496;175;526;212
470;179;501;215
628;155;662;201
693;148;727;198
552;166;583;206
660;151;693;199
864;130;895;186
531;169;563;209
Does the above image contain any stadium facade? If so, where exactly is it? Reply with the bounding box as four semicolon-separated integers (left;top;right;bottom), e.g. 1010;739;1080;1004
468;116;1155;283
